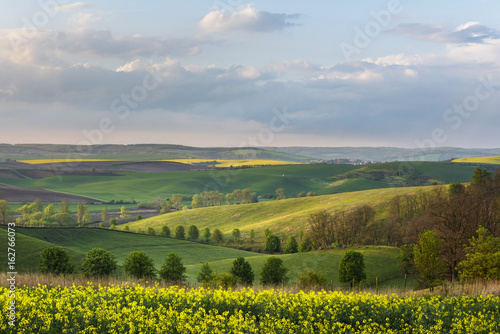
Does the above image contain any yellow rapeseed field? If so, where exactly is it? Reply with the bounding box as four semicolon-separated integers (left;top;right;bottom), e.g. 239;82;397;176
18;159;115;164
160;159;303;168
452;156;500;164
1;285;499;333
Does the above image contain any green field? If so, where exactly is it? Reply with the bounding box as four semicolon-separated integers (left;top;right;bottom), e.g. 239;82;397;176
0;162;476;202
0;226;405;287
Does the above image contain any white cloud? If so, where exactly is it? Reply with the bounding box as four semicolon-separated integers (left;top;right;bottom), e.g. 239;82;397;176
68;13;101;28
53;2;90;12
199;5;300;34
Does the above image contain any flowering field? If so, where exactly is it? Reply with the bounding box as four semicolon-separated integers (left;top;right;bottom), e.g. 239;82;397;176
1;285;499;333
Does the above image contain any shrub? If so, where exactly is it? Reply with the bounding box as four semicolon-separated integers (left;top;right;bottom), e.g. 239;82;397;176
38;247;73;276
264;234;281;254
174;225;185;239
284;236;299;254
260;257;288;286
297;269;327;289
230;257;254;286
187;225;199;241
147;227;156;236
160;225;171;237
338;250;366;287
197;263;214;285
80;248;117;278
212;229;224;244
123;251;156;279
159;253;186;283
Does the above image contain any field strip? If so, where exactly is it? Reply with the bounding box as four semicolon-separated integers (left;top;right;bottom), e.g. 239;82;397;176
18;159;119;164
452;156;500;164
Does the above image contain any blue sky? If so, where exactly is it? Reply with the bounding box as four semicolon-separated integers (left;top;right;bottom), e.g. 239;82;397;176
0;1;499;148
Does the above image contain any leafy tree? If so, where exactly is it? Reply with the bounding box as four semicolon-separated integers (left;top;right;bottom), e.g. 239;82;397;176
203;228;211;243
413;230;445;291
230;257;254;286
83;210;92;225
147;227;156;236
197;263;214;285
232;228;241;244
109;218;117;229
298;234;314;252
275;188;286;200
80;248;117;278
217;273;237;290
260;257;288;286
76;203;87;225
264;234;281;254
187;225;199;241
457;227;500;281
308;210;334;249
297;191;307;198
101;207;109;222
120;206;131;219
249;229;255;244
171;194;183;210
123;251;156;279
99;222;105;228
338;250;366;287
43;204;55;217
225;193;235;205
160;225;171;237
471;167;492;186
263;228;272;238
297;269;327;289
397;244;415;276
38;246;73;276
136;227;142;234
212;229;224;244
191;194;204;209
136;215;142;221
123;225;130;232
0;200;11;224
448;182;466;196
160;200;172;214
59;201;69;214
159;253;186;282
174;225;185;239
284;236;299;254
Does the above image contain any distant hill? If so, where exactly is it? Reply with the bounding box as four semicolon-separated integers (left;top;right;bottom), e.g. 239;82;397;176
264;147;500;162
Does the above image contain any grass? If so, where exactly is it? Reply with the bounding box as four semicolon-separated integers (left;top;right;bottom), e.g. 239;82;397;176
124;186;435;242
452;156;500;165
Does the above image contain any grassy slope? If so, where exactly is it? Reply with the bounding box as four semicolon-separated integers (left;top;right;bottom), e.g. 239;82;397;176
124;186;434;242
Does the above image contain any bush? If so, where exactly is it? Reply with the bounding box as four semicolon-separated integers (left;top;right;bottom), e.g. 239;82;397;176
264;234;281;254
160;225;171;237
230;257;254;286
174;225;185;239
284;236;299;254
338;250;366;287
38;247;73;276
297;269;327;289
212;229;224;244
136;215;143;221
298;235;314;252
197;263;214;285
260;257;288;286
147;227;156;236
123;251;156;279
80;248;117;278
217;273;237;290
159;253;186;283
187;225;199;241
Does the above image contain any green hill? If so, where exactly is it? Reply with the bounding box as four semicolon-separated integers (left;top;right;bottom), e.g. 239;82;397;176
123;186;435;242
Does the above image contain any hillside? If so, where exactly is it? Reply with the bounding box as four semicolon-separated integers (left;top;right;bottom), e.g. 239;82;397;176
123;186;435;242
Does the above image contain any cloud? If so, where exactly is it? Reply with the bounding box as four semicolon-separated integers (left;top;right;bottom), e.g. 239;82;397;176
68;13;101;27
391;21;500;44
199;5;300;34
53;2;90;12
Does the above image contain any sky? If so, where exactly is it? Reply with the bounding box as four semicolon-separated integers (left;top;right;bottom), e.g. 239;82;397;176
0;1;499;148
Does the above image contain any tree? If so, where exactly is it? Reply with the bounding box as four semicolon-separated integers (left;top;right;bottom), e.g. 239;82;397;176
203;228;211;243
174;225;185;239
101;207;109;222
147;227;156;236
76;203;87;225
338;250;366;287
212;229;223;244
172;194;183;210
225;193;235;205
413;230;445;291
38;247;73;276
230;257;254;286
120;206;131;219
109;218;117;229
191;194;204;209
457;226;500;281
83;210;92;225
0;200;11;224
275;188;286;200
59;201;70;214
80;248;117;278
197;263;214;285
260;257;288;286
397;244;415;276
160;225;171;237
298;234;314;252
284;236;299;254
123;225;130;232
187;225;199;241
308;210;334;249
136;215;143;221
43;204;55;217
123;251;156;279
448;182;466;196
232;228;241;244
471;167;492;186
263;228;272;238
159;253;186;282
249;229;255;244
160;200;172;214
264;234;281;254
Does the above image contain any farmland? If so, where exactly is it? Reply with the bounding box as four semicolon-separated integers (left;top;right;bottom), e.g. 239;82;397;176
452;156;500;165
